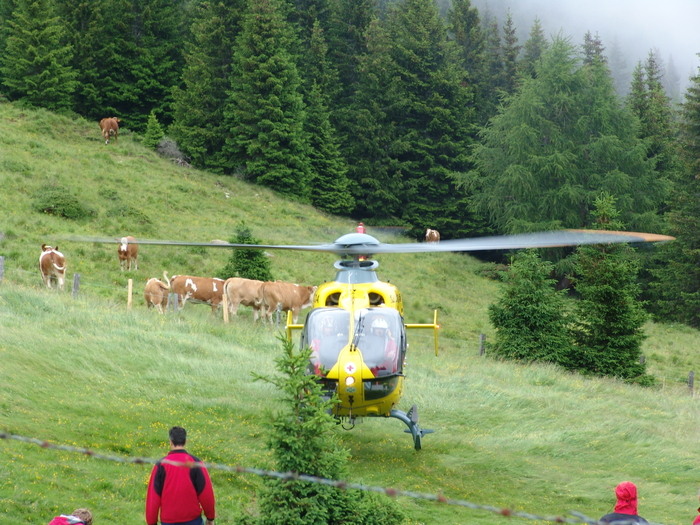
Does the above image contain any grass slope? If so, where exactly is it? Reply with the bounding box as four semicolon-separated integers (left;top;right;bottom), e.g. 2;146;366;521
1;101;699;524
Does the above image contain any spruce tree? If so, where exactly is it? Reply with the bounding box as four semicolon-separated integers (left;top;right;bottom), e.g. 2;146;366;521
500;10;520;94
224;0;312;200
143;110;164;149
93;0;184;131
169;0;244;172
569;195;650;382
55;1;105;118
488;250;574;365
219;224;273;282
446;0;489;123
0;0;76;111
647;65;700;327
520;17;547;80
304;20;354;215
250;338;405;525
340;18;401;221
383;0;478;237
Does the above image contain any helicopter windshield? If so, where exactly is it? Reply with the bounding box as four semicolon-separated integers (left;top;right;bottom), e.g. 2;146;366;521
355;308;404;375
304;308;351;372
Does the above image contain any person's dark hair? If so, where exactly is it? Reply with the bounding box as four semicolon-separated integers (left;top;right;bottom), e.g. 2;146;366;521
169;426;187;446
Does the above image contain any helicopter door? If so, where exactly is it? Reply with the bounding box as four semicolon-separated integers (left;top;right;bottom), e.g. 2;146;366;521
302;308;350;373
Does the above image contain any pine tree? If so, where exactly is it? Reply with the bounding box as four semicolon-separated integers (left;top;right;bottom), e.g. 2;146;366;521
93;0;185;131
170;0;244;171
500;10;520;94
446;0;490;124
520;17;547;79
143;110;164;149
224;0;312;200
340;18;400;221
648;66;700;327
488;250;574;365
383;0;478;237
55;1;105;118
569;195;650;382
251;338;405;525
0;0;76;110
470;37;665;235
304;21;354;215
219;224;273;282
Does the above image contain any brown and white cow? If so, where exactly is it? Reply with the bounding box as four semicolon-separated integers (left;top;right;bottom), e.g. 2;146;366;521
223;277;265;321
99;117;121;144
144;277;169;314
169;274;225;313
118;235;138;271
39;244;66;290
425;228;440;243
261;281;317;323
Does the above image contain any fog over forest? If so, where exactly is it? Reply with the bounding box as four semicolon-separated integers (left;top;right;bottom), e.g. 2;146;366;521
468;0;700;93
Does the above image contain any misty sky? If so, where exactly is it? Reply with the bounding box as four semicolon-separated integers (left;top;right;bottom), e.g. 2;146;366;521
472;0;700;91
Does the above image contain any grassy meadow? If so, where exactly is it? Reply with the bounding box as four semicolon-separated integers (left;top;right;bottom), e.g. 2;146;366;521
1;100;699;524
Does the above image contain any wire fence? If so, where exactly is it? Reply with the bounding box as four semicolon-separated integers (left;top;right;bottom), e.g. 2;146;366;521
0;430;668;525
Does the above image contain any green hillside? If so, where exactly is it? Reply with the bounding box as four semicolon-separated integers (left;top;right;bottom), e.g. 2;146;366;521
1;101;699;524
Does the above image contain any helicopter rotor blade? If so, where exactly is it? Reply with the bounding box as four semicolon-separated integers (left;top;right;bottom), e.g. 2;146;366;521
65;229;673;258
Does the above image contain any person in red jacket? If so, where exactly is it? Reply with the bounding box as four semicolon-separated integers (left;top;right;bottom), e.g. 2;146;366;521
693;488;700;525
48;508;92;525
145;426;216;525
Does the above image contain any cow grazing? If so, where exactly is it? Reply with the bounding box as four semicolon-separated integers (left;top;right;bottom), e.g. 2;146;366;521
169;274;225;313
99;117;121;144
261;281;317;323
144;277;169;313
223;277;265;321
425;228;440;243
118;235;138;271
39;244;66;290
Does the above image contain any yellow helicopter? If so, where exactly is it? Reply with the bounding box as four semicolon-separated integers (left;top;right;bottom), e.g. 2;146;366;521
73;227;673;449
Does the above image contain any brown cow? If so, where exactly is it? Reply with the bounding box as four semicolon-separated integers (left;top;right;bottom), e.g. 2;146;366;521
39;244;66;290
99;117;121;144
223;277;265;321
425;228;440;243
169;274;225;313
118;235;138;271
144;277;169;313
261;281;317;323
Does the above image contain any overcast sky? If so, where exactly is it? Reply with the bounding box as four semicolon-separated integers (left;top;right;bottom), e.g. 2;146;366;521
471;0;700;91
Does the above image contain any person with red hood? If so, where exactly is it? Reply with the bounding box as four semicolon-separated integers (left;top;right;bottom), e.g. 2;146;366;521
692;488;700;525
600;481;649;524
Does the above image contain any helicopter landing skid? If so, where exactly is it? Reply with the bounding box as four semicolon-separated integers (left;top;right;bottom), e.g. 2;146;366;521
391;405;434;450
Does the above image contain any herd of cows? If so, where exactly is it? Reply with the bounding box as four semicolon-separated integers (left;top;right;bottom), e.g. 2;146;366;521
39;238;317;323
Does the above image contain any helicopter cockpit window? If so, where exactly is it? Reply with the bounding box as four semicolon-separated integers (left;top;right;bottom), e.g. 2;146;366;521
355;308;404;376
304;308;350;373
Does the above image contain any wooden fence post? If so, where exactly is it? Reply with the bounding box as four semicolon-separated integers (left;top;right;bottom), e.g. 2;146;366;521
0;256;4;282
72;273;80;299
127;279;133;310
222;293;229;323
479;334;486;355
167;293;179;313
689;371;695;396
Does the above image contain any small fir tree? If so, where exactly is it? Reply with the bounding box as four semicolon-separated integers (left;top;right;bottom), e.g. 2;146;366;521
219;224;274;281
569;195;651;382
249;337;405;525
143;110;165;150
488;250;574;365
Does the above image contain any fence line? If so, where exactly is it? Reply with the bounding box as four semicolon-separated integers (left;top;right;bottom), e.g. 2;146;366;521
0;430;666;525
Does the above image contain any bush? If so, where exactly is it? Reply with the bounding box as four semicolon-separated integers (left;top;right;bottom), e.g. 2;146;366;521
32;185;95;220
